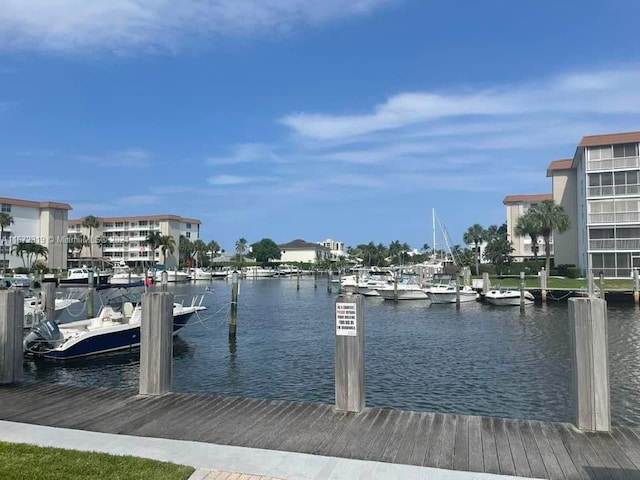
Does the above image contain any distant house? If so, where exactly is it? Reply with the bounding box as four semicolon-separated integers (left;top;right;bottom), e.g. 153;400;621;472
279;239;330;263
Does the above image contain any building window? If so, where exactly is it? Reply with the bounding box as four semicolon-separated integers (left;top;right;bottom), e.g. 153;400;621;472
186;232;191;238
0;245;9;254
186;223;191;229
104;222;113;228
139;220;147;227
115;222;124;228
1;204;11;213
613;143;638;158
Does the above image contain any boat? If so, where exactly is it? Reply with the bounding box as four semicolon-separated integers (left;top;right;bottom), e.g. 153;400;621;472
23;291;82;328
378;276;429;300
427;282;478;304
153;269;192;283
23;290;206;360
60;267;110;286
109;263;145;285
188;268;213;280
244;266;277;278
485;287;535;306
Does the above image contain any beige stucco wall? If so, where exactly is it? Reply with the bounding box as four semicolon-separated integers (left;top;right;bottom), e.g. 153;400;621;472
38;207;69;270
551;169;579;266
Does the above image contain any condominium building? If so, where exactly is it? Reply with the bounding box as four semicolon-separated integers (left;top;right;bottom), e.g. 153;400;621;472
68;214;201;268
319;238;346;258
503;193;553;261
0;196;72;270
279;239;330;263
549;131;640;277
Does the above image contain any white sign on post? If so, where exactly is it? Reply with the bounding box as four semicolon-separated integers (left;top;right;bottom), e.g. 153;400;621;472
336;302;357;336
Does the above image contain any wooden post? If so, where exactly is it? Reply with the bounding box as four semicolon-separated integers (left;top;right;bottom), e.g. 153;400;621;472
393;274;398;303
588;271;595;297
482;272;490;293
463;267;471;287
296;269;300;291
87;270;95;318
634;269;639;306
455;276;461;309
540;267;548;304
161;271;168;293
599;271;605;300
519;271;525;312
42;277;57;322
327;268;333;294
0;289;24;384
338;269;342;294
229;271;238;339
139;292;174;395
313;268;317;289
335;293;365;412
568;297;610;432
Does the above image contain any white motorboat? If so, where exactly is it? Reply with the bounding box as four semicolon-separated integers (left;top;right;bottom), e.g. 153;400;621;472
189;268;213;280
110;264;145;285
244;266;277;278
485;288;535;306
23;291;82;328
23;292;206;359
356;271;394;296
60;268;111;286
153;269;192;283
378;276;429;300
427;283;478;304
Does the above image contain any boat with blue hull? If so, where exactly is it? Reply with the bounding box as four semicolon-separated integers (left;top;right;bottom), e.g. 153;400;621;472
23;292;206;360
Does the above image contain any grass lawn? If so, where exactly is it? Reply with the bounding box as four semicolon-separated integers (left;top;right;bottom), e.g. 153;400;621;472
487;276;633;290
0;441;194;480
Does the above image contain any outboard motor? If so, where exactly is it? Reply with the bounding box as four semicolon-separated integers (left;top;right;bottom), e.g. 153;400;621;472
23;319;64;354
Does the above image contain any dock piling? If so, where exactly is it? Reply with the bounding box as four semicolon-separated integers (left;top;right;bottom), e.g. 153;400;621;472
588;271;595;297
540;267;547;304
634;269;639;306
229;271;239;339
0;289;23;384
599;271;605;300
455;275;461;309
335;293;365;412
161;271;168;292
327;268;333;294
519;271;525;312
313;268;317;289
87;270;95;318
140;292;174;395
42;277;57;322
568;297;610;432
482;272;490;294
296;269;300;291
393;274;398;303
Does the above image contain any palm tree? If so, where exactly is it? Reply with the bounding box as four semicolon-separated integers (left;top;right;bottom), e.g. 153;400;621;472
463;224;486;275
11;242;28;268
207;240;220;262
159;235;176;266
192;239;207;267
96;236;110;270
31;243;48;267
145;231;162;267
0;212;13;275
529;200;571;274
81;215;100;259
514;211;543;262
235;237;248;256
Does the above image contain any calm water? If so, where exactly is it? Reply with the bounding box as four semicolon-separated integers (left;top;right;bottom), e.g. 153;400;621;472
23;277;640;426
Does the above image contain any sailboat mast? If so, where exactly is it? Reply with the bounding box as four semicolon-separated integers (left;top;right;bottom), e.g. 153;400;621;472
432;207;436;260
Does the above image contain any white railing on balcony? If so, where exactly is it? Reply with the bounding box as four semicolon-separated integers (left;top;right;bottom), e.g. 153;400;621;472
589;238;640;250
588;184;640;197
589;212;640;224
587;156;640;171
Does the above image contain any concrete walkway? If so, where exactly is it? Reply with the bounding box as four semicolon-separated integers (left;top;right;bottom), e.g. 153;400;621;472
0;420;535;480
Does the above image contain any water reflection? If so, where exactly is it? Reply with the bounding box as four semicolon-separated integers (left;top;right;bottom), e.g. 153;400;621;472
22;277;640;426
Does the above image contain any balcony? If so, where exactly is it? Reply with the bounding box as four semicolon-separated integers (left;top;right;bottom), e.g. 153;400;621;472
588;184;640;197
588;212;640;224
589;238;640;250
587;156;640;172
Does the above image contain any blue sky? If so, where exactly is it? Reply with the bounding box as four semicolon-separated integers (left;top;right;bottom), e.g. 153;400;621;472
2;0;640;252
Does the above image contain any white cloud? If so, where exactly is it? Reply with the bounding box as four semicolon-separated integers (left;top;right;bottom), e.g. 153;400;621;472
281;68;640;141
78;149;151;167
206;143;278;165
117;194;160;205
0;0;393;52
208;174;280;185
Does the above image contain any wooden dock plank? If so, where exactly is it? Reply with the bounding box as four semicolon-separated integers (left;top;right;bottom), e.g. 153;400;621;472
481;415;500;475
453;414;469;472
537;421;582;480
378;410;413;463
1;383;640;480
518;420;551;480
437;413;457;470
467;416;483;473
493;417;516;476
506;420;533;478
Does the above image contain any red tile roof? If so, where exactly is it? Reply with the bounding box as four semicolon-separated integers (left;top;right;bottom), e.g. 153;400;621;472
546;158;574;176
578;131;640;147
0;196;72;210
503;193;552;205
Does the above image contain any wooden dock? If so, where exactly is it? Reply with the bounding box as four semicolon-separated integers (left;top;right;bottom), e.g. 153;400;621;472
1;382;640;479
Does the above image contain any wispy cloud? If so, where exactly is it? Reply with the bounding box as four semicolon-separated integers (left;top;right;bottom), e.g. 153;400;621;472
0;0;393;53
208;174;280;185
206;143;279;165
77;149;151;168
116;194;160;205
